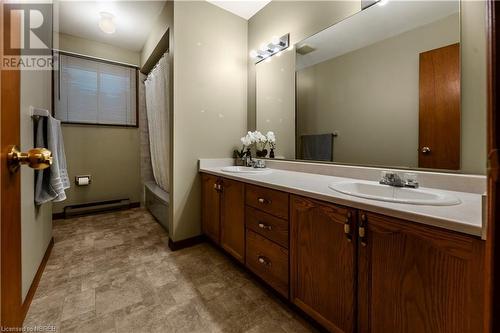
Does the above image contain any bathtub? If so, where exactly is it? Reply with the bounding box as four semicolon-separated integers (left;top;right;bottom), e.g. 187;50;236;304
144;181;169;232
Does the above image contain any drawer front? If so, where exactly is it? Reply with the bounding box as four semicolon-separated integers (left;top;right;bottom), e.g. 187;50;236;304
246;184;289;219
246;206;289;248
246;230;289;298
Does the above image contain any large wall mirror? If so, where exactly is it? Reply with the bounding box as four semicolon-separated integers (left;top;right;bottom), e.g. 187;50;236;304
255;0;487;174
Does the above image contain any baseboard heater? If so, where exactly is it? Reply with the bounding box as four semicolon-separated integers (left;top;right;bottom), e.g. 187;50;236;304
59;198;134;219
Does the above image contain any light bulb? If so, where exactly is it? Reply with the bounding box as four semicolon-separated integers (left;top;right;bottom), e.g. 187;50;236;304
271;36;280;45
249;50;258;58
260;43;268;52
99;12;116;34
378;0;389;6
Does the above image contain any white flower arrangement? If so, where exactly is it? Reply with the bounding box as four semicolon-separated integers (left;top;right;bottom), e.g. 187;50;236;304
266;131;276;149
235;131;277;159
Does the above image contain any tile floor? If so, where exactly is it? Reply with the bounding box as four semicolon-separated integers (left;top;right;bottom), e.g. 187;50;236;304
24;208;317;333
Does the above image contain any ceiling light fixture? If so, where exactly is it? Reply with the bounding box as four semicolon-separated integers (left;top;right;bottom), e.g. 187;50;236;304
99;12;116;34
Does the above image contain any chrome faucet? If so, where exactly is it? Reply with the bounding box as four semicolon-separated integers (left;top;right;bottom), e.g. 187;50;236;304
380;171;419;189
244;150;254;167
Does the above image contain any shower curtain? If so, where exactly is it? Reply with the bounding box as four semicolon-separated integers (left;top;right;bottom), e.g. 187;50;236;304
145;54;170;192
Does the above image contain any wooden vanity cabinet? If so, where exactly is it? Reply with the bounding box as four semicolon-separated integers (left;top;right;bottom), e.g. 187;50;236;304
201;174;221;244
290;195;357;333
201;174;485;333
357;212;484;333
201;174;245;262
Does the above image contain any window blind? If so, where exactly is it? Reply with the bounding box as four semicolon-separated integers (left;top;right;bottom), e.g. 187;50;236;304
54;53;137;126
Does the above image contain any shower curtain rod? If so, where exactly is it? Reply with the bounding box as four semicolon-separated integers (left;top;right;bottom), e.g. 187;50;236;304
144;52;169;81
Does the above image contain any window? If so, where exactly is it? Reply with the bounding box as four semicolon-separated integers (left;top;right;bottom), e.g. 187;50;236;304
54;52;137;126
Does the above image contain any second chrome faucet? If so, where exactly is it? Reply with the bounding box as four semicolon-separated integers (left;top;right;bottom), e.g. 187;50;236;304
379;171;419;188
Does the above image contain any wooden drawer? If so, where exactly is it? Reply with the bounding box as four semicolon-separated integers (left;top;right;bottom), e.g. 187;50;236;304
246;230;289;298
246;206;289;248
246;184;289;219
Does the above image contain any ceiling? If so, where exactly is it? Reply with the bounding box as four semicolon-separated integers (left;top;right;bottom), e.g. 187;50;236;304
296;0;460;70
206;0;271;20
56;1;166;52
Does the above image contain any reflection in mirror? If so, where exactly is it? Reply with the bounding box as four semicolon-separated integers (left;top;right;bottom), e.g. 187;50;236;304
297;1;460;170
256;0;487;174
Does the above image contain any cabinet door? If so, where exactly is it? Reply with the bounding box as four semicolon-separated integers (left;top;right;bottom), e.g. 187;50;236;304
290;195;356;333
220;178;245;262
201;173;220;244
358;212;484;333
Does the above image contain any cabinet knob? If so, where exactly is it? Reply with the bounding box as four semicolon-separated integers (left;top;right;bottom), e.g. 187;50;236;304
257;255;271;266
258;222;272;231
257;197;270;204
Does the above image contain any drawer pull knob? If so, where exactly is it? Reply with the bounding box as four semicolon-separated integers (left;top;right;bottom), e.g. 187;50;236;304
258;223;272;231
258;255;271;266
257;197;270;204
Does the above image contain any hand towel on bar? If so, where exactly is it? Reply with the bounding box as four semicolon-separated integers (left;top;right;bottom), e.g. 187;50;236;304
34;116;57;204
35;114;70;205
301;133;334;161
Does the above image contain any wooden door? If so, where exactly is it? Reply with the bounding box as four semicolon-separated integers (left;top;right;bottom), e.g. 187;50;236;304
419;43;460;170
220;178;245;262
486;1;500;331
1;7;23;328
358;212;484;333
290;195;356;333
201;173;220;244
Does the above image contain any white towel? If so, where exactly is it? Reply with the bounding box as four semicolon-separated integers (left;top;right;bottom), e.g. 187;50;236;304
34;112;70;205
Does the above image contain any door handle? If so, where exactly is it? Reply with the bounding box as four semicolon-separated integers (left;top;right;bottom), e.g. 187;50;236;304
421;146;431;154
7;145;52;173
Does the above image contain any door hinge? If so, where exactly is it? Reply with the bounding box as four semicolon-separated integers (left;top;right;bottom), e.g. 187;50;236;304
488;149;500;182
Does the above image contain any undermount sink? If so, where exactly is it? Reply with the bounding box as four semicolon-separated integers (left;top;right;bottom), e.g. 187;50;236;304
329;181;461;206
220;166;272;174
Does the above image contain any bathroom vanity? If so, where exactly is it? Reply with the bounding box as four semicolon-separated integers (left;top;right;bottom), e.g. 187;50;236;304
199;159;485;333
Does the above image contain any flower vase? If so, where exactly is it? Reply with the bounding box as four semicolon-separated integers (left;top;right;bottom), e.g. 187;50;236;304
269;148;275;158
256;149;268;158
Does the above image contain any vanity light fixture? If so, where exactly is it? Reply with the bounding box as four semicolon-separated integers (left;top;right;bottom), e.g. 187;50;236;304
99;12;116;34
250;33;290;64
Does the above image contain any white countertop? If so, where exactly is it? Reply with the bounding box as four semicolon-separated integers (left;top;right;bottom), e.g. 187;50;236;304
199;165;484;238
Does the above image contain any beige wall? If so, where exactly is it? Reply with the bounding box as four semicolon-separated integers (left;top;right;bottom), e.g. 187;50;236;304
58;33;140;66
461;0;487;174
172;1;247;241
20;70;53;300
295;14;459;168
52;126;141;213
53;35;142;213
141;1;172;67
248;1;360;130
